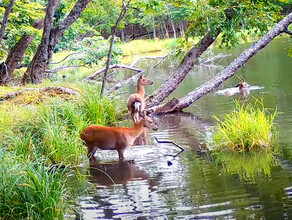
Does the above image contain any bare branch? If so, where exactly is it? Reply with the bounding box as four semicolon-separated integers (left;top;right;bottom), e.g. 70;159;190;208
284;29;292;36
199;53;231;65
130;53;170;67
45;64;89;74
100;0;132;96
50;52;84;64
107;71;143;94
84;64;144;81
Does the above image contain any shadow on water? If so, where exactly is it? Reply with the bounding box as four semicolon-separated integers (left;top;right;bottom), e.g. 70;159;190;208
89;160;160;188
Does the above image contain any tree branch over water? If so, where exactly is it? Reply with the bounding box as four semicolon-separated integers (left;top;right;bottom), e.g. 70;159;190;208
147;12;292;114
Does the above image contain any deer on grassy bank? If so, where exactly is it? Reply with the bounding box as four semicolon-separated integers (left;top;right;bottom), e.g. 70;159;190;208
127;75;153;122
80;116;157;162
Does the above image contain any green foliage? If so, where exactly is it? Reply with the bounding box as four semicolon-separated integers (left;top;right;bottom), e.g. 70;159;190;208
212;100;278;151
172;0;289;47
0;150;72;219
55;36;123;66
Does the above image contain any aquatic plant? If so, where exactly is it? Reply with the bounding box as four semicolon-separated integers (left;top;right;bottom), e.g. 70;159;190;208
212;100;277;151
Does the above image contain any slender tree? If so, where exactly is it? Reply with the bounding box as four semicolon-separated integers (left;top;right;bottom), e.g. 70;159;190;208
0;0;15;45
100;0;131;96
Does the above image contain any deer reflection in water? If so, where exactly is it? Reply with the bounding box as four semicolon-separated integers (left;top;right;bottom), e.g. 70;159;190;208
89;160;159;188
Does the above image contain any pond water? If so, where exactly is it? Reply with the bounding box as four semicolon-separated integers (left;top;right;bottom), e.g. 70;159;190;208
78;37;292;219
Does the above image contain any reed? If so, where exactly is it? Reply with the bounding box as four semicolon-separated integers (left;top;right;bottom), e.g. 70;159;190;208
0;150;72;219
212;100;277;151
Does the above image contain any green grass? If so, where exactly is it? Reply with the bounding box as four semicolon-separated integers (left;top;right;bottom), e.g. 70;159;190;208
0;84;119;219
0;150;72;219
212;100;277;151
0;84;119;165
118;38;176;56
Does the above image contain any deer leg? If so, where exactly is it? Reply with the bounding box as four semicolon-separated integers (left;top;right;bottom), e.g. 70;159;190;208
88;147;98;160
117;148;125;163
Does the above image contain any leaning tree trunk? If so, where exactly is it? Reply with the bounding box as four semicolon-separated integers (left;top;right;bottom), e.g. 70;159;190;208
0;0;15;45
22;0;91;85
0;20;43;85
147;29;221;108
147;12;292;114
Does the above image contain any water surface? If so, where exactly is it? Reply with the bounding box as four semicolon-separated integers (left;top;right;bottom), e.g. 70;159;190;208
78;37;292;219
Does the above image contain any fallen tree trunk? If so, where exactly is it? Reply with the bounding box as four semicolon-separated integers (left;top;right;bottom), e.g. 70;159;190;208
130;53;169;67
0;87;80;101
84;64;144;81
147;12;292;114
107;71;143;94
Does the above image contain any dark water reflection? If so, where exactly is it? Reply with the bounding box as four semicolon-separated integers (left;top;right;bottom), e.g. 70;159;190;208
78;38;292;219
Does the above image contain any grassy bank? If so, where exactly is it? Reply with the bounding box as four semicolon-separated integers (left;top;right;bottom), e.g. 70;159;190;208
0;84;119;219
117;38;176;56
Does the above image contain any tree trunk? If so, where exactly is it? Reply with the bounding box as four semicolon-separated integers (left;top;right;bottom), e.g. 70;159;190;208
147;29;221;108
22;0;91;85
0;20;43;85
165;5;176;39
121;29;125;42
179;22;185;37
148;12;292;114
170;19;177;38
0;0;15;44
163;21;169;38
153;19;157;39
21;0;58;84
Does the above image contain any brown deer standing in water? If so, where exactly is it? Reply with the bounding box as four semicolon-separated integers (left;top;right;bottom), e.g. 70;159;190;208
80;116;157;162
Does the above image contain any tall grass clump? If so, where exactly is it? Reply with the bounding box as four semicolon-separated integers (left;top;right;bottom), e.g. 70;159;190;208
80;86;118;126
0;150;73;219
0;85;119;165
212;100;277;151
